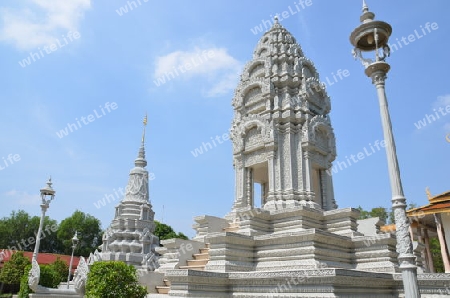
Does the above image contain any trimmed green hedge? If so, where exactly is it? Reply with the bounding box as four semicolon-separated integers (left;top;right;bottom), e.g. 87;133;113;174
85;261;147;298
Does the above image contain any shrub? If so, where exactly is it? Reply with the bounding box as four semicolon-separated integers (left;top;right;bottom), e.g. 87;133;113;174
0;252;30;293
38;265;59;289
50;257;69;283
85;261;147;298
17;265;31;298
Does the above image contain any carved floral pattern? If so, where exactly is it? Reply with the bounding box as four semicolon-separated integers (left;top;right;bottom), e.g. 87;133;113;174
125;172;148;201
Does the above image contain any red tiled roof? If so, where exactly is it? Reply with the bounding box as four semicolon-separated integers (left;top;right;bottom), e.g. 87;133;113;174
407;192;450;216
417;202;450;214
0;250;81;272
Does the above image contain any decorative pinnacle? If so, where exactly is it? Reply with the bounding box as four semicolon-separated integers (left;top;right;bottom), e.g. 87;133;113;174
426;187;432;200
362;0;369;13
360;0;375;23
141;113;148;145
274;15;279;24
135;114;148;168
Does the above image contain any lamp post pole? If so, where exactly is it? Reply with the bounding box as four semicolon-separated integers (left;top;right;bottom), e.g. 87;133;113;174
67;231;79;289
350;2;420;297
31;178;56;265
28;178;56;291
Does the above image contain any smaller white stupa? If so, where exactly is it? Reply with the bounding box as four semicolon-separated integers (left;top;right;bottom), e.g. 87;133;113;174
100;115;159;270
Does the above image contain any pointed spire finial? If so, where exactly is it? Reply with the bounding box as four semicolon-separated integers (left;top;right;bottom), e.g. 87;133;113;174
362;0;369;13
359;0;375;23
135;114;148;168
142;113;148;145
426;187;432;200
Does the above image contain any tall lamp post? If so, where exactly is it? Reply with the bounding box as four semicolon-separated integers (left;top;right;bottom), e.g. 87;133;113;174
28;178;56;291
31;178;56;265
350;2;420;297
67;231;79;289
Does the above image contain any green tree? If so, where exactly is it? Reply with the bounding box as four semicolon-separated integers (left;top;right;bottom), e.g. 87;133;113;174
154;221;188;241
356;206;370;219
85;261;147;298
430;238;445;273
0;210;61;254
57;210;102;257
357;206;388;223
369;207;388;223
0;252;30;289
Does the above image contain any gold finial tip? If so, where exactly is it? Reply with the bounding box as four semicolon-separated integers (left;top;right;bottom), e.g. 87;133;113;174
143;114;148;126
425;187;432;200
141;113;148;144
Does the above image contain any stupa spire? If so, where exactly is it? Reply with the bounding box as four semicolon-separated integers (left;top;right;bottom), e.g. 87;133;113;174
100;114;159;271
135;114;148;168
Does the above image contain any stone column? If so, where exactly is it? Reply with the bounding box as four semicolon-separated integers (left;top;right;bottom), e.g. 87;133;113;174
320;170;328;210
267;153;276;202
261;183;266;206
233;158;245;209
246;168;253;207
303;151;313;201
285;125;295;198
434;213;450;273
326;172;337;209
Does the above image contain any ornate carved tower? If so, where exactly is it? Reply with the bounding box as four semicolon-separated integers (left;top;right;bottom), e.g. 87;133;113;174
230;18;337;214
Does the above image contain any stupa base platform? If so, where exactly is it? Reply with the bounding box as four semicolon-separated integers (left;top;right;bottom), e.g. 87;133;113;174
163;269;450;298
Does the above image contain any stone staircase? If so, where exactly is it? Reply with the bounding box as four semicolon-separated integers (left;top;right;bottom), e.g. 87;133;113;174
155;243;210;294
179;243;210;271
222;221;240;232
155;278;171;294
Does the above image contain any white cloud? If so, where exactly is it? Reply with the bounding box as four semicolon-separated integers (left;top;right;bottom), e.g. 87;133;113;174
0;0;90;51
433;94;450;130
433;94;450;109
5;190;40;205
203;69;241;97
153;47;243;97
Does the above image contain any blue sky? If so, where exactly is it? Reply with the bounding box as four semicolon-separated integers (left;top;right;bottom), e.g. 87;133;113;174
0;0;449;238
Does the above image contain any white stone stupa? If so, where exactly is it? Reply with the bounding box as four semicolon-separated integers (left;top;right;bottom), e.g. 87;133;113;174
100;116;159;270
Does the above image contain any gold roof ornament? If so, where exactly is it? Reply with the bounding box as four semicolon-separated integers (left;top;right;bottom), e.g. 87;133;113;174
426;187;432;201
